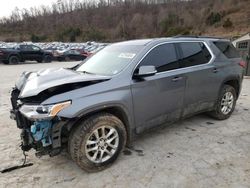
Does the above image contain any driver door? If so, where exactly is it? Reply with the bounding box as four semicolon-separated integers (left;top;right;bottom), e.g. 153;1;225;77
30;45;43;60
131;43;186;133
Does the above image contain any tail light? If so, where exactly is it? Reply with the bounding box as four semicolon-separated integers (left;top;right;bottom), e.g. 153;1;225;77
238;60;246;68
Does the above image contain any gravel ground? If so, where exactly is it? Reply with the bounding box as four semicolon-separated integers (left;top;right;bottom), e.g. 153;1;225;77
0;61;250;188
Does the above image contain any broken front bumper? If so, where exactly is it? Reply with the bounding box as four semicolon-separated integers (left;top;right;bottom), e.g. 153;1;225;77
10;88;67;156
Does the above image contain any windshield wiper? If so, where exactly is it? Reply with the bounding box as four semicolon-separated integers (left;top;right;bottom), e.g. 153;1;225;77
80;71;96;75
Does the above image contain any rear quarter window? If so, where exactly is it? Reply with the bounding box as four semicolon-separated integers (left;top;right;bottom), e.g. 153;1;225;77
179;42;212;68
213;41;240;58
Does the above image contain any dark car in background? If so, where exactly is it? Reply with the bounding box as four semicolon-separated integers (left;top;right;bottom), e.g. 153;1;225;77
0;44;53;64
54;49;88;61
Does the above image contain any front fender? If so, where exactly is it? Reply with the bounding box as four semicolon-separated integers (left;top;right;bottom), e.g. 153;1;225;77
57;90;132;119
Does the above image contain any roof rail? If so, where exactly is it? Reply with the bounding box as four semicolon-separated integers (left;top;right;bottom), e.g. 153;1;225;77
173;35;226;39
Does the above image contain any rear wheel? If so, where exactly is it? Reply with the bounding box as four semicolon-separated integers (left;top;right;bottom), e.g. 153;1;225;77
8;56;19;64
68;113;127;172
209;85;237;120
43;55;52;63
65;56;70;61
37;58;43;63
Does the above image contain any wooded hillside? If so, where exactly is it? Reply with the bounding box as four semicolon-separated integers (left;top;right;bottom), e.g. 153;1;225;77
0;0;249;42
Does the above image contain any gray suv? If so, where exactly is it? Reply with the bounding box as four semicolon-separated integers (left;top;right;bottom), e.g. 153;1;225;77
10;37;245;172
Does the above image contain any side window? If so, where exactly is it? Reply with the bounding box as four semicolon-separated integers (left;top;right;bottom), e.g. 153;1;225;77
139;43;179;73
19;45;26;50
214;41;240;58
21;45;32;51
179;42;211;68
31;45;40;51
74;50;80;55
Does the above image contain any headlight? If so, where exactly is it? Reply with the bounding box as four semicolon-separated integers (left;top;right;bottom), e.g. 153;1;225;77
19;101;71;120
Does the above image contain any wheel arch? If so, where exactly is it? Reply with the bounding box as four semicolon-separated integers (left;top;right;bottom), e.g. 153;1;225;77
8;53;21;61
221;76;241;99
66;104;133;147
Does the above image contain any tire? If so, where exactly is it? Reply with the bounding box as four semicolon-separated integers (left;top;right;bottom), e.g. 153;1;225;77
68;113;127;172
43;55;52;63
209;85;237;120
65;56;70;61
8;56;19;64
37;59;43;63
2;60;9;64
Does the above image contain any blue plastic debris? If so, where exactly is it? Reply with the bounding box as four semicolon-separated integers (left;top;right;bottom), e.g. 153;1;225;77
30;120;52;147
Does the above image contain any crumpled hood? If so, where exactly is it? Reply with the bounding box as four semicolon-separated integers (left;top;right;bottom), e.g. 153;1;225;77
16;68;111;98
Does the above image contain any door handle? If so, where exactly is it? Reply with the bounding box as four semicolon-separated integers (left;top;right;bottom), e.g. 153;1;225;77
213;68;218;73
172;76;183;82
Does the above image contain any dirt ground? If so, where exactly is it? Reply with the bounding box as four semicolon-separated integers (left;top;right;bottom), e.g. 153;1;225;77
0;61;250;188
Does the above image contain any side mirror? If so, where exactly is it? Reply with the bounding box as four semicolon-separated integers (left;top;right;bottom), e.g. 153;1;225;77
134;65;157;78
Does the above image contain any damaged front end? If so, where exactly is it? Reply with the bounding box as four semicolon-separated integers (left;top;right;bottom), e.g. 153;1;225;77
10;68;111;157
10;87;71;157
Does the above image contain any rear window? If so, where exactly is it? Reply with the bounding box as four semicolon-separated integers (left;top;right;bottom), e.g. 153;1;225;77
213;41;240;58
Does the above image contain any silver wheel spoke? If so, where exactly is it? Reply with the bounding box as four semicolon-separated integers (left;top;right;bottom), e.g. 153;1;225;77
106;128;115;139
101;126;106;137
107;134;118;144
105;149;113;156
87;140;98;145
220;92;234;115
91;150;99;161
99;150;105;162
86;146;98;153
221;101;227;106
93;130;100;140
107;142;117;149
222;106;226;113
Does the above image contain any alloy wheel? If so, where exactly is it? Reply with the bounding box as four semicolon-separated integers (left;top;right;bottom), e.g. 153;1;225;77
221;91;234;115
85;125;119;163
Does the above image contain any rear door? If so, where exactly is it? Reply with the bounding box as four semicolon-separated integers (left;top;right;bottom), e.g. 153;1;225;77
131;43;186;133
176;42;219;117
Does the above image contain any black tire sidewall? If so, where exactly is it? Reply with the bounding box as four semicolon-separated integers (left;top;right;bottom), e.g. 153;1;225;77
9;56;19;64
44;55;52;63
65;56;70;61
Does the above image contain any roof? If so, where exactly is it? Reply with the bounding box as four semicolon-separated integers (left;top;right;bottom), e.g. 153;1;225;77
114;36;228;46
114;39;154;46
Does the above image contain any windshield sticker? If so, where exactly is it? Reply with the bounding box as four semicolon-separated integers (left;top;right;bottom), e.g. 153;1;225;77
118;53;136;59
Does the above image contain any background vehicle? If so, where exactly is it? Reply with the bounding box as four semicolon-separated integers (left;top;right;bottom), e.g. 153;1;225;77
0;41;108;64
0;44;53;64
54;49;88;61
10;37;244;172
